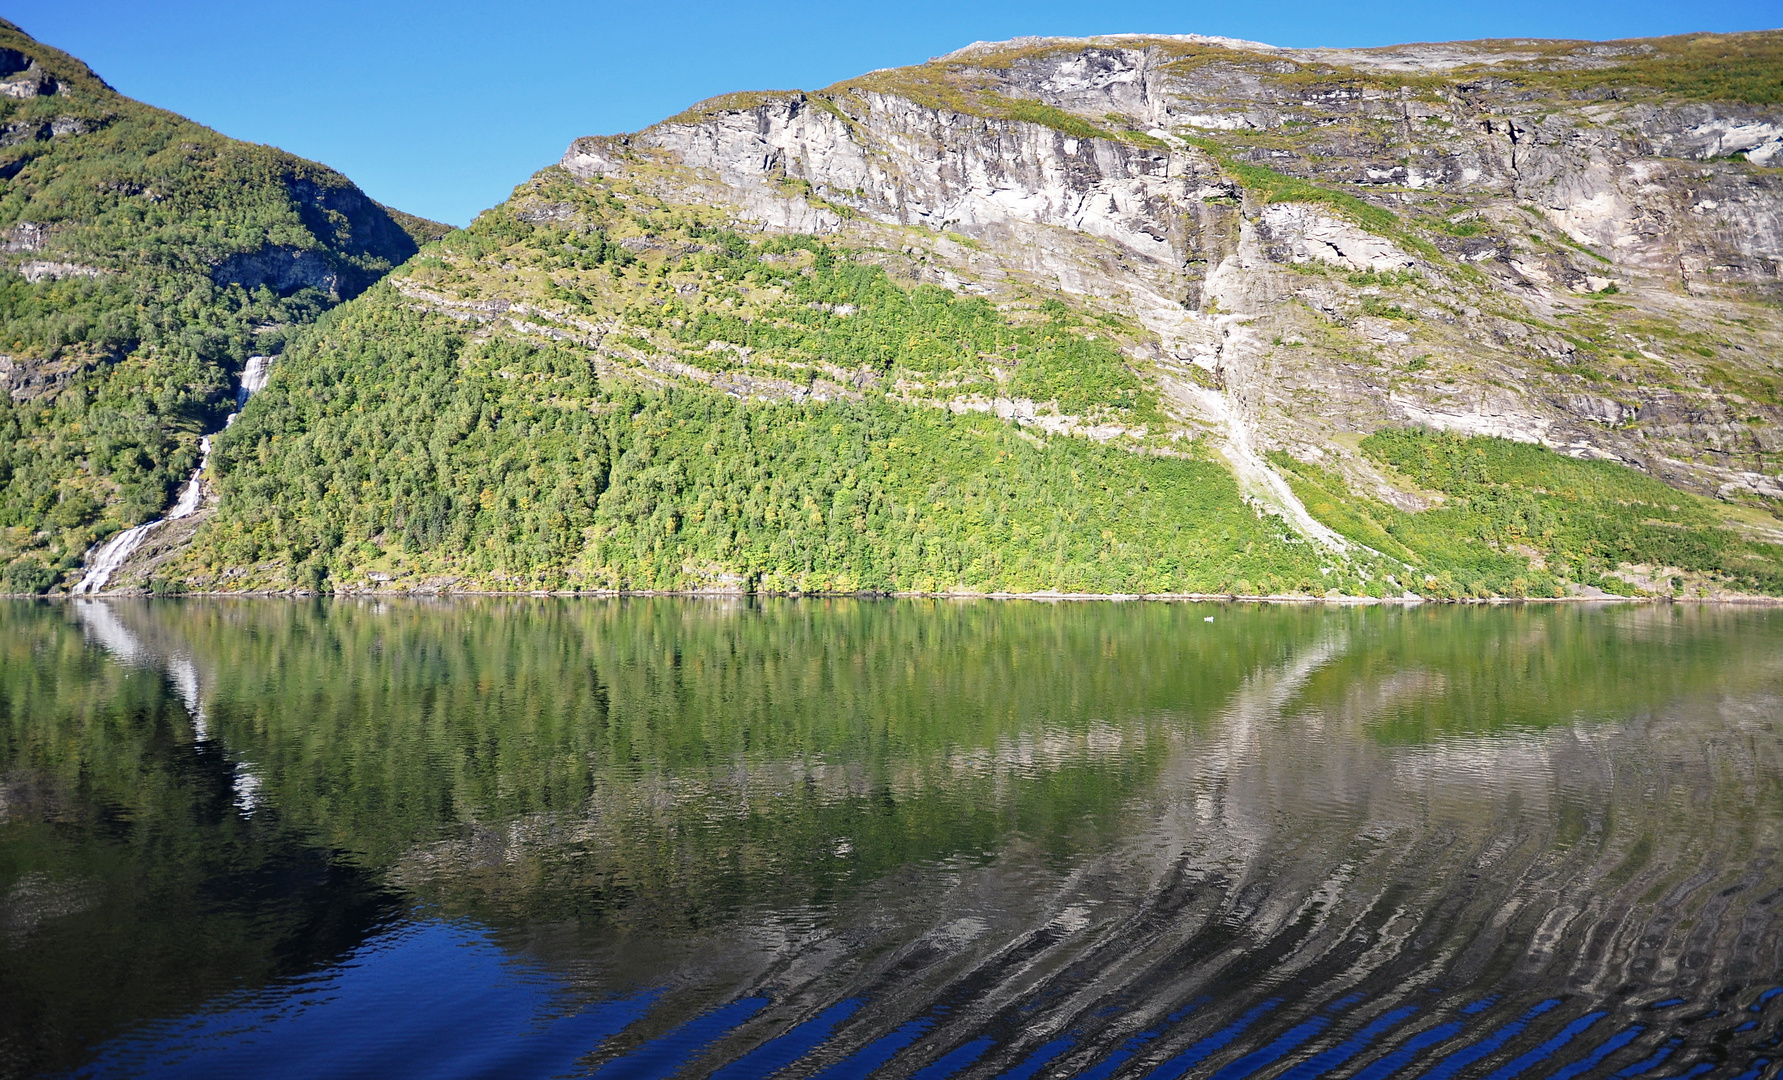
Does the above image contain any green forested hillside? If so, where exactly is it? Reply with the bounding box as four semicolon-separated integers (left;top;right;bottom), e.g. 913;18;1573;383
153;167;1350;595
148;155;1783;599
188;280;1332;596
0;19;440;593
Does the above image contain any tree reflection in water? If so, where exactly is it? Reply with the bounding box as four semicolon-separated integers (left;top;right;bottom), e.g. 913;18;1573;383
1;599;1779;1079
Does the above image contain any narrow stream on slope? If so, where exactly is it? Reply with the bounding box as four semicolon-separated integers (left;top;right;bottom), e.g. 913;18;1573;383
72;354;274;595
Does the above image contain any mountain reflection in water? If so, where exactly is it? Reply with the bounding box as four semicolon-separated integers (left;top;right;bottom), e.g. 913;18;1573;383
0;598;1779;1080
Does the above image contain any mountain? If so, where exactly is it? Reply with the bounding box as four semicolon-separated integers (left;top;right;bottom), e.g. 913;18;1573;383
77;31;1783;598
0;18;446;594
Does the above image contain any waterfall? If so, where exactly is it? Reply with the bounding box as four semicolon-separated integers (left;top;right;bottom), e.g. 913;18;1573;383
238;354;272;401
166;435;211;521
71;355;274;595
70;522;164;596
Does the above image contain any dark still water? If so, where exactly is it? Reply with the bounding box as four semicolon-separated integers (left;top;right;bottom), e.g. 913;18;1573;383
2;599;1781;1080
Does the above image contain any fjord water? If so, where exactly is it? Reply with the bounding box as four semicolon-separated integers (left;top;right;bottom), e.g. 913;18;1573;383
2;600;1780;1080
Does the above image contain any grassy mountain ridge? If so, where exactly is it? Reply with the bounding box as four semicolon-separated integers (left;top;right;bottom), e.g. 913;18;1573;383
0;19;444;593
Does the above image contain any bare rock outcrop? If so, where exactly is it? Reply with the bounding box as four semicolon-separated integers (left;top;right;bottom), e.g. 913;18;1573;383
211;246;340;297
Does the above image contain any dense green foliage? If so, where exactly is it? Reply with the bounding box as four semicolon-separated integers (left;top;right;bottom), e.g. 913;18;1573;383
174;178;1295;596
0;19;436;590
1275;430;1783;598
645;233;1156;418
184;282;1326;595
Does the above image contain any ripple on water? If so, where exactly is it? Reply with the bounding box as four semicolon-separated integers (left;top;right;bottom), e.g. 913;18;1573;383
2;598;1781;1079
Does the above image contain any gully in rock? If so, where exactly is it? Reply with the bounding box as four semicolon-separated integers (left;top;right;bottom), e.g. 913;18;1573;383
71;356;275;595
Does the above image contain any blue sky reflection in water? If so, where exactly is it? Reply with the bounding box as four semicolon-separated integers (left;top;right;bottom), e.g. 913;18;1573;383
3;598;1783;1080
72;921;660;1080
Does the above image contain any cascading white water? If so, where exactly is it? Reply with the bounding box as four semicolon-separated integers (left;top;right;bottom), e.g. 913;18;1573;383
238;354;272;401
71;355;274;595
71;522;163;595
166;435;210;521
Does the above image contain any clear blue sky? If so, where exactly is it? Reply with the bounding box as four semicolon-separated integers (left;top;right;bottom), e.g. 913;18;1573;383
22;1;1782;226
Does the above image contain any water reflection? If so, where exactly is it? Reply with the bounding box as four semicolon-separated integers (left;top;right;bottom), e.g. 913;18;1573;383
0;599;1779;1080
74;921;659;1080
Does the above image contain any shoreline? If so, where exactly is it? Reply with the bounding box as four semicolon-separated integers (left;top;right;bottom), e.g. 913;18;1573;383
12;587;1783;605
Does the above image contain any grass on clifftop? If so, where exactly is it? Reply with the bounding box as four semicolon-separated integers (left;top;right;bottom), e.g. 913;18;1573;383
658;69;1151;149
827;64;1162;147
1495;31;1783;105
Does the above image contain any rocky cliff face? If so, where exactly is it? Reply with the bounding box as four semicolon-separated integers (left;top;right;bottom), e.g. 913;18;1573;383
561;32;1783;519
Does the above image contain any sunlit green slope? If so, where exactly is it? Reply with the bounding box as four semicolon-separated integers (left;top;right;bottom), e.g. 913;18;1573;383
166;173;1338;596
0;19;444;593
